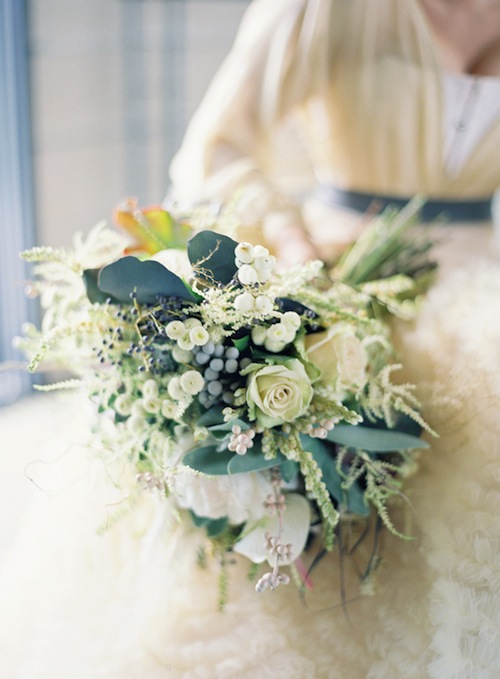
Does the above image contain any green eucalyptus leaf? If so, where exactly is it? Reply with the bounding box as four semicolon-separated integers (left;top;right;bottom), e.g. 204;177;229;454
197;406;225;427
208;419;249;434
300;435;368;516
326;424;428;453
98;256;198;305
228;443;286;475
83;269;109;304
183;445;233;475
187;230;238;285
279;459;299;483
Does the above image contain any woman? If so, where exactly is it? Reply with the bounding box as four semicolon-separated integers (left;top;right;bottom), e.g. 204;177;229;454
169;0;500;270
169;0;500;675
1;1;499;677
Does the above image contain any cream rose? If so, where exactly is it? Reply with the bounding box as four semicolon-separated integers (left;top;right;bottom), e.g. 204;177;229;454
305;323;368;394
245;359;313;427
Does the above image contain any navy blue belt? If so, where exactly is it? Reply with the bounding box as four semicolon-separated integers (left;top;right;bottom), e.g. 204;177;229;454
315;185;493;223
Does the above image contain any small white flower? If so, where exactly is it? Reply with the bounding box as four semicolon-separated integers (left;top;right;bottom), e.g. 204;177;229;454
141;379;158;398
165;320;186;341
180;370;205;395
168;376;184;401
235;242;255;265
184;317;202;330
161;399;178;419
143;397;161;414
189;325;210;346
131;399;148;418
114;393;133;416
177;335;195;351
234;291;255;313
172;345;193;364
266;323;292;343
238;264;259;286
126;415;146;434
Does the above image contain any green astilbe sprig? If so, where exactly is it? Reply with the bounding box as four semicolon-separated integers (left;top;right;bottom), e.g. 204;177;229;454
337;448;413;540
361;364;436;435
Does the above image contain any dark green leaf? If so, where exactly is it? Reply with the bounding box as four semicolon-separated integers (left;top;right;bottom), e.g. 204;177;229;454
98;256;198;305
83;269;109;304
187;231;238;285
326;424;428;452
189;511;228;537
183;445;233;475
276;298;317;318
197;406;225;427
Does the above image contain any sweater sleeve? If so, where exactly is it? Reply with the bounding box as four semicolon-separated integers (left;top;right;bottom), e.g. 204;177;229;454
168;0;314;237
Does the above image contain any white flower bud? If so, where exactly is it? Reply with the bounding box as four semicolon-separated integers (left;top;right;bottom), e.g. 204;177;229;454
251;325;268;345
264;338;287;353
254;295;274;314
165;320;186;340
238;264;259;286
234;291;255;313
235;242;255;264
281;311;301;330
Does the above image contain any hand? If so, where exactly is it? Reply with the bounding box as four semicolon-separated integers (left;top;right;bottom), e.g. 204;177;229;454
273;224;320;268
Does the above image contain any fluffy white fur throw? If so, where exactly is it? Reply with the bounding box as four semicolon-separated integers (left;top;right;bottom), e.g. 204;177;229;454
0;263;499;678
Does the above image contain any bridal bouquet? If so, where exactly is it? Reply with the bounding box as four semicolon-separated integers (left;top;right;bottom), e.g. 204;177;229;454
18;198;435;601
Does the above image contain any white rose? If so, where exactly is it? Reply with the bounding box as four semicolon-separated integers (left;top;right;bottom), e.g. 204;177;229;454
246;359;313;427
305;323;368;394
173;470;274;524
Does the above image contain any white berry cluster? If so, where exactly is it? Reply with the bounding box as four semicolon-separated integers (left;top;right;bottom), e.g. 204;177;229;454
234;242;276;286
251;310;302;353
306;418;336;439
228;424;256;455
